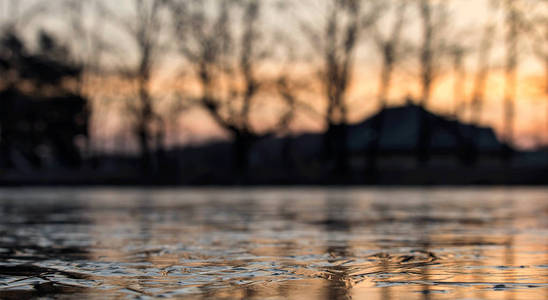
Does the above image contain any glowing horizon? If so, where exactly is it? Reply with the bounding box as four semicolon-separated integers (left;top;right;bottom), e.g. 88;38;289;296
1;0;547;151
85;66;548;152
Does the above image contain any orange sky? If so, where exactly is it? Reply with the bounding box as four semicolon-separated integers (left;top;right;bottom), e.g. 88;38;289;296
86;65;548;153
2;0;547;150
82;0;548;151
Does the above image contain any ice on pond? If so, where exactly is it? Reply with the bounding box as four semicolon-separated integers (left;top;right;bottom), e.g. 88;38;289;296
0;187;546;299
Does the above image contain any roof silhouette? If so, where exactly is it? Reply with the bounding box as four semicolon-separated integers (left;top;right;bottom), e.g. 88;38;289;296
348;103;502;153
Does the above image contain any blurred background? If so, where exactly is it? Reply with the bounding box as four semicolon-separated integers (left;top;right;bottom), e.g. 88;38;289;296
0;0;547;185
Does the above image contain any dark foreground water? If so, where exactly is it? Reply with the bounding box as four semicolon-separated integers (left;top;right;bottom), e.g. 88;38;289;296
0;188;546;300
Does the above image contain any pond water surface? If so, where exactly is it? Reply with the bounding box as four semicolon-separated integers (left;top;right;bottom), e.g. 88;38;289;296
0;188;546;299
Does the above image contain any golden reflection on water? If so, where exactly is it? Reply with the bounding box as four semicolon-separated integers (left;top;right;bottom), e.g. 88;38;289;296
0;188;546;299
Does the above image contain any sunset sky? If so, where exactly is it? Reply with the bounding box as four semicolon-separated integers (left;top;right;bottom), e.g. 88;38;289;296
1;0;547;151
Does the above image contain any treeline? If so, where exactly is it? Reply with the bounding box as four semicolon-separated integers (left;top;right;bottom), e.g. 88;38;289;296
0;0;547;176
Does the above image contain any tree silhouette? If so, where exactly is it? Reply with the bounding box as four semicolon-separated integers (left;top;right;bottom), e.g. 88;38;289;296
0;30;81;95
292;0;380;176
497;0;528;148
449;45;468;119
62;0;115;161
0;29;87;169
470;23;496;126
167;0;294;176
503;0;519;147
415;0;449;163
417;0;448;107
366;0;408;176
371;0;408;109
528;1;548;141
108;0;168;171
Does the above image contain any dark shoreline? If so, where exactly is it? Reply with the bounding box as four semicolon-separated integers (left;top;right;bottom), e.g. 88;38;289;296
1;184;547;191
2;159;548;187
2;176;548;187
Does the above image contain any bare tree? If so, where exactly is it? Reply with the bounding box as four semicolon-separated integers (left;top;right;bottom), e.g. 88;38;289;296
61;0;115;160
62;1;108;89
530;8;548;144
417;0;448;107
450;45;467;119
294;0;380;175
415;0;449;163
108;0;168;171
470;24;496;126
502;0;520;146
371;0;408;109
364;0;408;177
167;0;294;176
496;0;530;147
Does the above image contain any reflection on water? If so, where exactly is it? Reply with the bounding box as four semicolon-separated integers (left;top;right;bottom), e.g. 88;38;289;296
0;188;546;299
